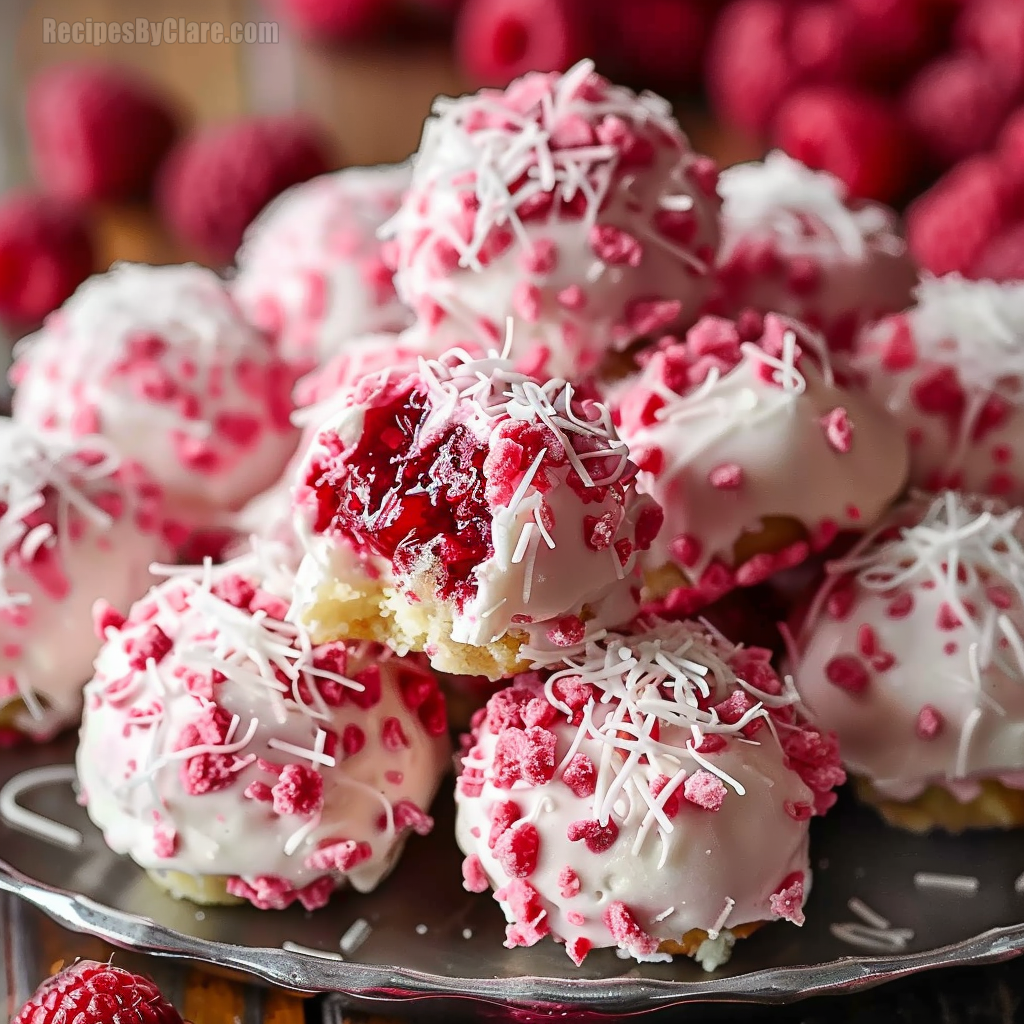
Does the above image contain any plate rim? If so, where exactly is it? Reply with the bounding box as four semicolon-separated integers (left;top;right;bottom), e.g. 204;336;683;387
3;856;1024;1014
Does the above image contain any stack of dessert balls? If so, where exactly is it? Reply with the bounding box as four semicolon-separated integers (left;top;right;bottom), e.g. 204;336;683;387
5;59;1024;970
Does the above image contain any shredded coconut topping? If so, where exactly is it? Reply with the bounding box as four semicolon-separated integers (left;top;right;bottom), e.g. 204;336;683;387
718;151;893;261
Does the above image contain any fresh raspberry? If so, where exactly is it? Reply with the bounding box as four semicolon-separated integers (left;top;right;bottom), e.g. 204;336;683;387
157;116;334;262
13;960;184;1024
772;86;912;202
842;0;948;86
902;54;1016;168
596;0;713;88
454;0;591;88
0;191;93;329
955;0;1024;97
272;0;394;39
972;221;1024;281
707;0;857;136
26;63;180;203
906;156;1017;275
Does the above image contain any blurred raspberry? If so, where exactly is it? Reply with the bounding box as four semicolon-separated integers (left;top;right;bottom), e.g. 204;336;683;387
598;0;713;88
971;221;1024;281
272;0;394;39
842;0;948;85
903;53;1016;167
0;191;94;330
157;116;334;263
455;0;591;87
26;63;180;203
772;86;912;202
707;0;859;136
955;0;1024;97
13;959;183;1024
906;156;1018;275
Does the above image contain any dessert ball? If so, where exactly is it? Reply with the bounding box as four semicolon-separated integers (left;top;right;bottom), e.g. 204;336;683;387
852;275;1024;503
612;314;909;616
383;60;721;379
714;152;917;352
9;263;300;545
232;165;414;374
291;347;663;680
77;555;451;909
0;419;166;741
790;491;1024;833
456;619;844;969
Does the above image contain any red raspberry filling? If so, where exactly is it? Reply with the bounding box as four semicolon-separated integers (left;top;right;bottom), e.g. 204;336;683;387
307;382;493;610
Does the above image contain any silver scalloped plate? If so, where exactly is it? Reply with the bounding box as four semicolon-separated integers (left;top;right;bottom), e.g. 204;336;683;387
3;735;1024;1018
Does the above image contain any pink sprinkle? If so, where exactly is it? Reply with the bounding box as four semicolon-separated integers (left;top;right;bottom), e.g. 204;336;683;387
603;902;659;955
784;800;813;821
562;753;598;797
271;764;324;817
870;651;896;672
943;641;958;655
589;224;643;267
494;822;540;878
488;799;521;849
824;654;869;695
556;285;586;310
857;624;879;657
626;298;681;336
845;504;862;521
243;781;273;802
521;238;557;275
342;723;366;757
153;823;177;859
916;704;944;739
826;584;855;620
987;585;1013;610
381;716;410;752
566;818;619;853
389;799;434;836
92;600;126;640
384;769;404;785
708;463;743;489
886;592;914;618
566;912;586;928
558;865;581;899
306;838;372;872
683;769;727;811
512;281;542;323
670;534;702;569
769;872;805;925
126;624;173;670
462;854;490;893
821;408;853;453
936;602;962;630
566;935;592;966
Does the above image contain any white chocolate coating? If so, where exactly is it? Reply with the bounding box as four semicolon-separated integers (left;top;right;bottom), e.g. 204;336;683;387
290;348;661;670
382;60;721;379
852;276;1024;504
713;152;917;352
0;420;167;740
233;166;414;374
612;315;909;611
791;492;1024;802
455;620;844;967
77;556;451;908
10;263;300;541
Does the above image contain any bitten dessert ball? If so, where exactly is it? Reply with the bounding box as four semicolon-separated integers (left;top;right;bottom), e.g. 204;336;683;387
231;331;439;566
9;263;300;545
382;60;721;378
713;152;918;352
612;314;909;617
291;348;663;680
456;619;844;969
232;165;414;374
852;275;1024;502
77;556;451;909
790;492;1024;833
0;420;166;742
